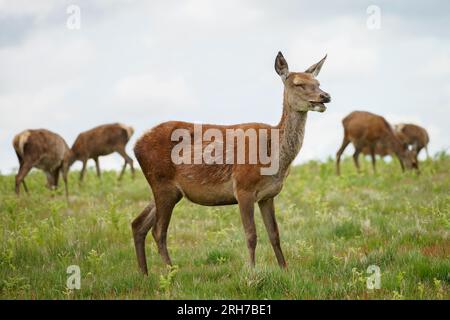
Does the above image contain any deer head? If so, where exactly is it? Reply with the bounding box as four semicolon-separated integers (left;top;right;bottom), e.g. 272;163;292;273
275;52;331;112
400;147;419;171
395;131;419;171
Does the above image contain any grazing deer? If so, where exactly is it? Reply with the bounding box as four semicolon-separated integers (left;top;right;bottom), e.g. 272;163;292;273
361;123;430;164
394;123;430;161
132;52;331;274
336;111;418;175
68;123;135;181
13;129;70;197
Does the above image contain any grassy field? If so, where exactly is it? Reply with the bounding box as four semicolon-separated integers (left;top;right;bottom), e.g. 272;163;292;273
0;154;449;300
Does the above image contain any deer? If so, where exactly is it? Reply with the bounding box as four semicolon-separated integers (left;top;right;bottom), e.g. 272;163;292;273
361;123;430;167
13;129;70;197
394;123;430;161
131;52;331;275
336;111;418;175
68;123;135;181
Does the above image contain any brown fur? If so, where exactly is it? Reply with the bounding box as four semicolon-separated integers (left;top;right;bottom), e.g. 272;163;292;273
361;123;430;162
131;52;331;274
336;111;418;175
69;123;135;181
12;129;70;196
395;123;430;160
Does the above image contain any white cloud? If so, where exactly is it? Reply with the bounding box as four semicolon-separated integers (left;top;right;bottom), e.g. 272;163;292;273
114;73;196;110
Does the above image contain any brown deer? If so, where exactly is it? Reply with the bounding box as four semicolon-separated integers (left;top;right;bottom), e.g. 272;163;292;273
361;123;430;166
13;129;70;196
132;52;331;274
68;123;135;181
394;123;430;160
336;111;418;175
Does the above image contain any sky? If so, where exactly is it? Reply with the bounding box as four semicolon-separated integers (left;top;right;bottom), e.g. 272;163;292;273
1;0;449;173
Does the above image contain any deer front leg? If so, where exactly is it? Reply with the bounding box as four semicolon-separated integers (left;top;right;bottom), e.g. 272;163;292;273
151;187;182;266
353;149;361;173
117;148;134;180
94;157;101;178
79;160;87;182
237;191;257;267
132;202;156;275
370;146;377;174
258;198;287;268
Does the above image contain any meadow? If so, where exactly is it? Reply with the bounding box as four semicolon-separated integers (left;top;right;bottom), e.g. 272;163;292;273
0;154;448;300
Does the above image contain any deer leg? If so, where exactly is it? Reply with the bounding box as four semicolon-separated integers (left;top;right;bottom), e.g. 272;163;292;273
152;188;182;266
132;202;156;275
258;198;286;268
15;162;33;195
79;160;87;182
53;168;60;188
117;149;134;180
353;149;361;173
94;157;101;178
336;138;350;175
370;147;377;174
118;161;127;181
22;180;29;194
61;165;69;200
15;152;29;193
397;156;405;172
237;192;257;267
45;171;55;190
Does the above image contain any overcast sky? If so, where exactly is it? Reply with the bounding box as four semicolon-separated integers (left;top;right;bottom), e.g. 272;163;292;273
1;0;449;173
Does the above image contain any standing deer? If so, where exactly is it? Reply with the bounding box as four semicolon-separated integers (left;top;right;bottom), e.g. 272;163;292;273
336;111;418;175
13;129;70;197
394;123;430;160
68;123;135;181
132;52;331;274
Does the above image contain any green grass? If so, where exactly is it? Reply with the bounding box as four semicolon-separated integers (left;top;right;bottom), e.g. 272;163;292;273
0;153;449;299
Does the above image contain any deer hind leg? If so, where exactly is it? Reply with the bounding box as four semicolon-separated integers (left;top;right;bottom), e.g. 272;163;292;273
132;202;156;275
237;191;257;267
117;148;134;180
353;148;361;173
15;152;29;194
336;138;350;175
258;198;286;268
15;161;33;195
152;187;182;266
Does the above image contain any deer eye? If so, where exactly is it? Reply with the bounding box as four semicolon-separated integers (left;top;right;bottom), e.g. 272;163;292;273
295;83;306;89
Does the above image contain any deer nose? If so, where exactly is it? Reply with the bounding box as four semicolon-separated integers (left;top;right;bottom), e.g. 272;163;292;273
320;93;331;103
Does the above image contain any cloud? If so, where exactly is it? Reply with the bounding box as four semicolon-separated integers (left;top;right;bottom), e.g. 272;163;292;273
113;73;196;112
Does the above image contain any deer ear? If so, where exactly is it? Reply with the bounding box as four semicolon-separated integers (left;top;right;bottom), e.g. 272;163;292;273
275;51;289;81
305;54;327;77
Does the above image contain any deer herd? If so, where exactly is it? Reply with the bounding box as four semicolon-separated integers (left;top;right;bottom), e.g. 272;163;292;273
11;52;430;273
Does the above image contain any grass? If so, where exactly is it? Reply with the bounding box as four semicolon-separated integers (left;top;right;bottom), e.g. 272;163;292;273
0;153;449;299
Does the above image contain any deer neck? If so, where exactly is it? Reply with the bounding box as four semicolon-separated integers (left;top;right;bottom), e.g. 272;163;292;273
276;91;308;176
388;131;406;158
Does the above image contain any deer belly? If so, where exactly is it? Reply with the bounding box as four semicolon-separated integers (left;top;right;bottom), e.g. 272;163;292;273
176;180;237;206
